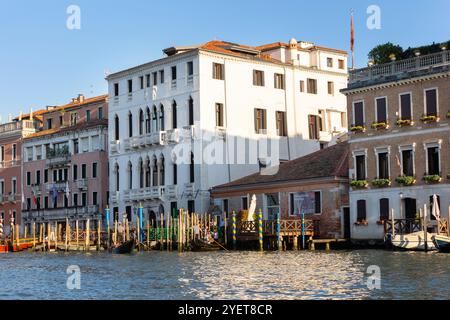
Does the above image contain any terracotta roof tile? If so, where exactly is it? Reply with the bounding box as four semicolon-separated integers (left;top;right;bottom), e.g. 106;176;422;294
212;142;349;191
24;118;108;139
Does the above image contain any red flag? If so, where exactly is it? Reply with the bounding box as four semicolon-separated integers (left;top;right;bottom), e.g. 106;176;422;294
350;12;354;52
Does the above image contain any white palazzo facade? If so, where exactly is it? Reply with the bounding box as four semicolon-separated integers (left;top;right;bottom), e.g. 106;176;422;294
106;39;348;223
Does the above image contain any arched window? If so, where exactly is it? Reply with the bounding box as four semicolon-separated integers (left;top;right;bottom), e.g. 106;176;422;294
152;156;158;186
127;161;133;189
145;157;151;188
128;112;133;137
139;109;144;135
159;156;165;185
146;107;151;134
139;158;144;188
152;105;158;132
115;164;120;192
159;104;165;131
188;97;194;126
189;152;195;183
114;115;120;141
172;101;177;129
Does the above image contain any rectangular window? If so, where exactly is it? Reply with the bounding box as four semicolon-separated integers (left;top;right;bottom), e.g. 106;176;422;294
86;110;91;122
427;146;439;175
187;200;195;214
274;73;285;89
327;81;334;95
73;194;78;207
73;165;78;181
152;72;157;85
93;192;98;206
98;107;103;120
338;59;345;69
26;172;31;186
276;111;287;136
82;193;87;207
378;152;389;179
44;169;48;183
187;61;194;76
353;101;364;126
425;89;437;116
327;57;333;68
254;108;267;133
400;93;412;120
92;162;98;178
44;196;48;209
253;70;265;86
114;83;119;96
308;115;320;140
0;146;3;162
47;118;53;130
81;164;87;179
299;80;305;92
70;112;77;126
12;179;16;194
212;63;224;80
307;78;317;94
128;79;133;93
188;98;194;126
146;74;150;88
215;103;224;127
53;170;57;182
223;199;229;216
314;191;322;214
36;170;41;185
402;150;414;177
171;66;177;80
73;139;79;154
376;97;387;123
159;70;164;83
12;144;16;161
242;197;248;210
139;76;144;89
173;163;177;185
355;155;366;180
357;200;367;222
380;198;389;221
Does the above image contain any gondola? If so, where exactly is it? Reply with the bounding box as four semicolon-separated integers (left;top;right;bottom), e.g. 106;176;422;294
432;235;450;253
112;240;135;254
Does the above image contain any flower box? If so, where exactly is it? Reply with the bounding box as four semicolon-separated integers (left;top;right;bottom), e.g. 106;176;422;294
371;122;389;130
447;111;450;118
350;125;366;133
355;220;369;226
396;119;414;127
396;176;416;186
376;220;386;226
372;178;391;188
423;175;442;183
350;180;368;189
447;173;450;180
420;115;439;123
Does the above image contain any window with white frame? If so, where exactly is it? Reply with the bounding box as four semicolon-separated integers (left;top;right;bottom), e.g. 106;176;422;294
375;97;388;123
289;191;322;216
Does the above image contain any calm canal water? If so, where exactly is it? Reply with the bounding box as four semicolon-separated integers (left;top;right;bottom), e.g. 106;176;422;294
0;250;449;300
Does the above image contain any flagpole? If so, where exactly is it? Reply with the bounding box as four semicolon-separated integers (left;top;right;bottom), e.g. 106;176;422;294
350;9;355;70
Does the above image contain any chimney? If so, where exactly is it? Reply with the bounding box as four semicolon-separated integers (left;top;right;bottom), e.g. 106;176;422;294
29;108;33;121
288;38;299;66
78;94;85;103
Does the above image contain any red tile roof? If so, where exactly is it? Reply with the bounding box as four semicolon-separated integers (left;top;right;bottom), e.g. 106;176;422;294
24;118;108;140
212;142;349;191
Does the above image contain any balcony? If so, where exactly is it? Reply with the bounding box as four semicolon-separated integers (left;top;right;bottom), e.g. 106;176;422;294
179;125;195;140
128;186;165;201
0;120;40;135
8;193;17;203
46;147;71;167
164;129;180;144
76;179;88;190
183;183;195;198
46;182;67;192
111;191;119;203
164;185;178;199
215;127;227;140
0;159;20;168
23;205;100;221
349;50;450;88
110;140;119;154
144;132;164;146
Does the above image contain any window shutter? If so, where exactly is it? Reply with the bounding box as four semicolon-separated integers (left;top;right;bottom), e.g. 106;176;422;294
254;109;258;132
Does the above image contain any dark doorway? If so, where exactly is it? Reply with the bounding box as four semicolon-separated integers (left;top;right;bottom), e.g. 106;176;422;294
404;198;417;219
343;207;350;239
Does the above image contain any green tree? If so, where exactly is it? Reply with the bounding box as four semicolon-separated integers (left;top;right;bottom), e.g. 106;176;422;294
368;43;403;65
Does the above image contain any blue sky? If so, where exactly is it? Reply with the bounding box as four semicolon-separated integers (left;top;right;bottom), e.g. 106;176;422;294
1;0;449;117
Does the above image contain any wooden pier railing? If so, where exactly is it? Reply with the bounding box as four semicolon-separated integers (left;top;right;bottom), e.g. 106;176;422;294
236;219;318;237
384;219;422;235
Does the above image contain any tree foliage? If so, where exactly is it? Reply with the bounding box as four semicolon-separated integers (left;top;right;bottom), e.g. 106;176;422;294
368;42;403;65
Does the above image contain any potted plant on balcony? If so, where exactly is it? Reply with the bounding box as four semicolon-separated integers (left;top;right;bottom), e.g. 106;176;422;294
376;219;386;226
420;114;439;123
350;180;369;189
355;220;369;226
350;125;366;133
371;121;389;130
372;178;391;188
396;118;414;127
423;174;442;184
396;176;416;186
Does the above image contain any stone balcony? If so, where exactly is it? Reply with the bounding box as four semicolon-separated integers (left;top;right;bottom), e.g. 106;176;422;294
110;140;120;154
348;50;450;89
76;179;88;190
46;182;67;192
123;132;165;151
23;205;100;222
46;155;71;168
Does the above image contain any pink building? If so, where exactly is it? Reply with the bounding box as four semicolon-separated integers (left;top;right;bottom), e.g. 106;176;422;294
0;113;43;233
21;94;109;229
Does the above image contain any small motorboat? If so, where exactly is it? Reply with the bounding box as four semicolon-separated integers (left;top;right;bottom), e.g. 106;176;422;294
432;235;450;253
112;240;135;254
390;231;437;251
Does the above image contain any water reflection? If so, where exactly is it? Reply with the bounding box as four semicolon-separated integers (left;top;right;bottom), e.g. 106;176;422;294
0;250;448;300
